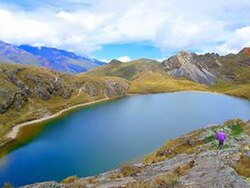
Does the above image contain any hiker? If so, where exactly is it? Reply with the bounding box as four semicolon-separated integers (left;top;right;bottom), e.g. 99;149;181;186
216;129;227;149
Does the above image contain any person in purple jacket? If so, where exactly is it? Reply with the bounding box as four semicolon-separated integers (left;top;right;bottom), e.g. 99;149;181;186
216;129;227;148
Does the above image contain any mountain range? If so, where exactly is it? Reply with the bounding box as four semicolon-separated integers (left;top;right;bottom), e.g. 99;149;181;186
0;41;105;74
87;48;250;86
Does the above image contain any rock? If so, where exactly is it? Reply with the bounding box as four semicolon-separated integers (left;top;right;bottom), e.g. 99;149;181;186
180;158;248;188
103;80;129;97
184;138;195;146
22;181;60;188
162;51;219;85
81;82;99;97
0;88;15;113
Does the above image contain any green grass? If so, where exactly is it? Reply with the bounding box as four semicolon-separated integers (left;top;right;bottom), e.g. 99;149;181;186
128;72;207;94
203;135;215;143
229;124;244;136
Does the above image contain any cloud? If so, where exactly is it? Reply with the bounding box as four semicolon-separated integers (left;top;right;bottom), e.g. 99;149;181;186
217;26;250;53
117;56;131;62
0;0;250;56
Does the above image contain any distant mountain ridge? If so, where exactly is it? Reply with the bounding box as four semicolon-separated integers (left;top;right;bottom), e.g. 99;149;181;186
0;41;105;74
88;48;250;85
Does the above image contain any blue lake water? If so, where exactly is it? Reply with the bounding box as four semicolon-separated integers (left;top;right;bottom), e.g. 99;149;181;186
0;91;250;186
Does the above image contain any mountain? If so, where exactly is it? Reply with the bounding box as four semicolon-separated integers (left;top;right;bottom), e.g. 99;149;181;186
86;58;165;80
87;48;250;86
19;45;106;74
85;48;250;98
0;41;46;66
239;47;250;57
0;41;106;74
162;51;220;85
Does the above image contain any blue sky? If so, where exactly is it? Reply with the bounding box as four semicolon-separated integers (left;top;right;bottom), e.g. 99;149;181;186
93;42;166;61
0;0;250;61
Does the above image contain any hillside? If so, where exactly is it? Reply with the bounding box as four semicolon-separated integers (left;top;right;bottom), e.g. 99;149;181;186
22;119;250;188
0;41;105;74
86;58;164;80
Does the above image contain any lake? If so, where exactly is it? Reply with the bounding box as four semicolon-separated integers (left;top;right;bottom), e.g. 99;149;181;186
0;91;250;186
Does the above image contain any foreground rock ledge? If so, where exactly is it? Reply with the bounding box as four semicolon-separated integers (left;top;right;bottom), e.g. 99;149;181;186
22;119;250;188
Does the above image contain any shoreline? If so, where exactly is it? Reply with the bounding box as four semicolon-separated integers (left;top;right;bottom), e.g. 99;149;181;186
2;89;249;152
4;90;248;140
5;98;109;140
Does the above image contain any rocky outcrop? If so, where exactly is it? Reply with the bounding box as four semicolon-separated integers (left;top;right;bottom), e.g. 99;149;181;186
162;51;221;85
80;78;129;98
240;47;250;57
0;66;72;113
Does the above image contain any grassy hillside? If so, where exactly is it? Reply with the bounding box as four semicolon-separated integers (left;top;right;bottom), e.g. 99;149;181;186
210;52;250;99
129;72;207;93
86;59;164;80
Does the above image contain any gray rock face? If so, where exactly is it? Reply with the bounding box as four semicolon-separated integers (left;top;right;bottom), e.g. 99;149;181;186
103;80;129;97
162;51;221;85
80;79;129;98
180;156;247;188
24;74;72;100
0;88;16;113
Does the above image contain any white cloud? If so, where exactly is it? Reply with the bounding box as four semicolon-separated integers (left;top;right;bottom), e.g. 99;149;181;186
0;0;250;56
117;56;131;62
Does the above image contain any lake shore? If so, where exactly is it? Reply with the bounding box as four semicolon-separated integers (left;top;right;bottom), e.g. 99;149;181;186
5;97;109;141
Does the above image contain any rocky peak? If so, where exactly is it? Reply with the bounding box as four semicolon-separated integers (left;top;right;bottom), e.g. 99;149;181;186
178;50;192;57
162;51;215;85
239;47;250;57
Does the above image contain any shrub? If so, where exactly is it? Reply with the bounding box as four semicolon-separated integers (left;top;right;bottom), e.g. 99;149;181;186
2;182;13;188
235;155;250;177
229;124;243;136
174;160;195;175
120;164;141;177
61;175;79;184
203;135;215;143
153;173;179;187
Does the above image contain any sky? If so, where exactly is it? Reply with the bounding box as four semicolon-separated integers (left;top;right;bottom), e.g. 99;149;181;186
0;0;250;62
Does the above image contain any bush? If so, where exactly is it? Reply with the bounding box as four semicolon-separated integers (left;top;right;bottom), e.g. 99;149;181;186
235;155;250;177
174;160;195;175
229;124;243;136
120;164;141;177
153;173;179;187
61;175;79;184
2;182;13;188
203;135;215;143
